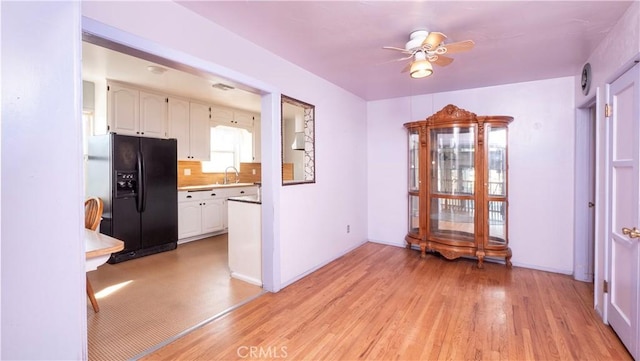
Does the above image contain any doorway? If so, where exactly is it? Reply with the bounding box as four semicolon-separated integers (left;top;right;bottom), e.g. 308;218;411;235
81;18;280;358
574;104;597;283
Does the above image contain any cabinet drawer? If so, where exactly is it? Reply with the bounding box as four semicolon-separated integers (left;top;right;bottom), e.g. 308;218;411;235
178;191;204;202
227;186;258;197
201;190;226;200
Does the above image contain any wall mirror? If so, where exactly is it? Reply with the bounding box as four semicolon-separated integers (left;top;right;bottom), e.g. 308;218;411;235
281;95;315;185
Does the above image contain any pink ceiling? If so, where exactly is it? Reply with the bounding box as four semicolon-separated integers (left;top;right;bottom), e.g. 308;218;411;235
177;1;633;101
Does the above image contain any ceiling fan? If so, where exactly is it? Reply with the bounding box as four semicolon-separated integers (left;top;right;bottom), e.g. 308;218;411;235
383;30;475;79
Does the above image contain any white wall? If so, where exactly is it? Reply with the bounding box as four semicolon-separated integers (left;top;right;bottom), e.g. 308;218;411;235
368;77;576;274
1;2;86;359
81;1;369;288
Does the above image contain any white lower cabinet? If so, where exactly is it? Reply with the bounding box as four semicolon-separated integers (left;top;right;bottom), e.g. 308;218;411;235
178;186;258;242
178;191;224;240
178;200;203;239
201;199;224;234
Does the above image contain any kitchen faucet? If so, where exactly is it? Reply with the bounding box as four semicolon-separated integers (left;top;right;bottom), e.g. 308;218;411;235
224;166;239;184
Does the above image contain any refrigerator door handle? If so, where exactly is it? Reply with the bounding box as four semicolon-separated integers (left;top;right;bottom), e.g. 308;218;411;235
136;150;147;213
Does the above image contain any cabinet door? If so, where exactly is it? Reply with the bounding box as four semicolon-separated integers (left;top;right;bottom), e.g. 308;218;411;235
234;111;255;128
108;83;139;136
189;102;211;161
428;126;476;244
485;125;508;248
178;201;202;239
168;97;191;160
139;91;167;138
210;105;234;125
201;199;224;233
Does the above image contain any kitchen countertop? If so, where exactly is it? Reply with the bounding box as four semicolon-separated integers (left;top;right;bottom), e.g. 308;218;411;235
178;183;257;192
227;195;261;204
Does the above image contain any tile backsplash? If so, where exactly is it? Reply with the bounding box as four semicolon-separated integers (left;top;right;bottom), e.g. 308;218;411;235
177;161;293;187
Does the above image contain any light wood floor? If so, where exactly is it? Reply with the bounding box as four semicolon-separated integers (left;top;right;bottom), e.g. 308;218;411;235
143;242;632;361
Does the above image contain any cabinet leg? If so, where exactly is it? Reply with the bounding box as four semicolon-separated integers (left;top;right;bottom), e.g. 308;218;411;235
419;244;426;259
476;251;485;269
505;255;513;268
405;241;411;250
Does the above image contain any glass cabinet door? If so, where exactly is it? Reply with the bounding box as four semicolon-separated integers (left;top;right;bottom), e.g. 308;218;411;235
409;195;420;235
429;126;476;242
408;129;420;192
486;125;508;247
430;126;476;195
408;129;421;236
487;126;507;196
488;200;507;246
429;197;475;242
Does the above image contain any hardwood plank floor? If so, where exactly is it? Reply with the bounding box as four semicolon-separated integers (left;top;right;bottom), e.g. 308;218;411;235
142;242;632;361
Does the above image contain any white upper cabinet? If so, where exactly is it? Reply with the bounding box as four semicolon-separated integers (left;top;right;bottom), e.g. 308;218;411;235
139;90;168;138
188;102;211;161
168;97;191;159
210;105;234;125
211;105;256;129
168;98;211;161
108;82;139;135
233;111;255;128
108;81;168;138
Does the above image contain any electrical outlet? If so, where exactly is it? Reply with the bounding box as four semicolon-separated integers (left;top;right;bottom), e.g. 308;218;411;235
347;225;350;233
184;168;191;176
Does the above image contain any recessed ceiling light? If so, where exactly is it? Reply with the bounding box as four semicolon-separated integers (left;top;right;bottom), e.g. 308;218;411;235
146;65;167;75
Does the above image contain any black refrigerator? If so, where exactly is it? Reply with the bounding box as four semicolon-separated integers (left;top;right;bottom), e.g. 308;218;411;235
87;134;178;263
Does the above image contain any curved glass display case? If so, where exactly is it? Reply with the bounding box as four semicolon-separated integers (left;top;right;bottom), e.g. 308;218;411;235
404;104;513;268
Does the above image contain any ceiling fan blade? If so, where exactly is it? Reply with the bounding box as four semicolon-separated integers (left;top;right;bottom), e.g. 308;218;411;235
431;55;454;67
382;46;411;53
422;32;446;50
444;40;475;53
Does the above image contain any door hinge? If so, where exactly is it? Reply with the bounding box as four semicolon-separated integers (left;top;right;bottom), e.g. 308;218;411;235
165;98;169;103
605;104;612;117
603;280;608;293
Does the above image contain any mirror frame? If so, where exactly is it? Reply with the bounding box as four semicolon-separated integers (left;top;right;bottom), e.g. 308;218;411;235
281;95;315;186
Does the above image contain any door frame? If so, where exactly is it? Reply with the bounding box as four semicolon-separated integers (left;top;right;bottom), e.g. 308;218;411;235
81;17;282;291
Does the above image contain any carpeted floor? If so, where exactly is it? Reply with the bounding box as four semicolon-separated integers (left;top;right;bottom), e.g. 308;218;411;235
87;235;263;361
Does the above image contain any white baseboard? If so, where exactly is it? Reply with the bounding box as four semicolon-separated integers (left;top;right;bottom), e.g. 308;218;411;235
230;272;262;287
177;230;226;245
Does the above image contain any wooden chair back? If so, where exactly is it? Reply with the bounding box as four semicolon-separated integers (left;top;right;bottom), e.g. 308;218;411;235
84;197;104;231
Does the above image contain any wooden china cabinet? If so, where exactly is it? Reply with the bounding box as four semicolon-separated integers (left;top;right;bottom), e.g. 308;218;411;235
404;104;513;268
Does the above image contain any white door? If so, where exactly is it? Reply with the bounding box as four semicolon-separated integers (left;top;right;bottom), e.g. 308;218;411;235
607;62;640;360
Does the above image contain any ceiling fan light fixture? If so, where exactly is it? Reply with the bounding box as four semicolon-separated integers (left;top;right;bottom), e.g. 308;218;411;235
410;59;433;79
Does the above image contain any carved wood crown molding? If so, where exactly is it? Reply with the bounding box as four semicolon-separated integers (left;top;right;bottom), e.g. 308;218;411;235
427;104;477;123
